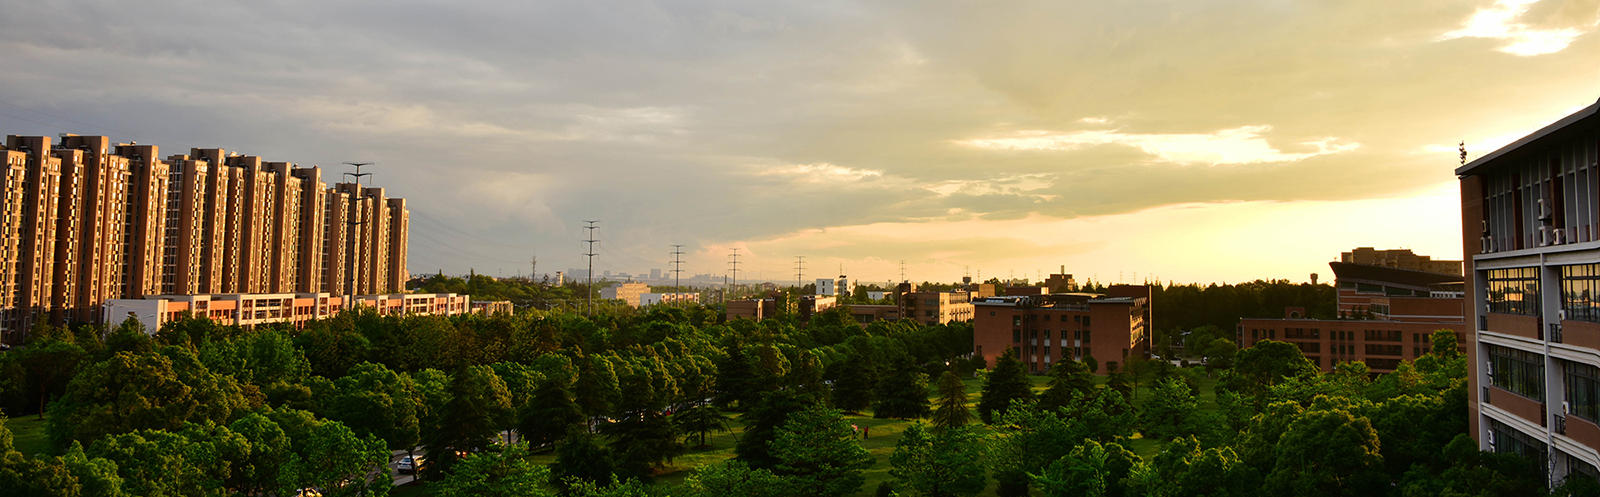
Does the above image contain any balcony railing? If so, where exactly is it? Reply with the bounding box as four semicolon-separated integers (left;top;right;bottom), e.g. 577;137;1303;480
1554;414;1567;435
1480;315;1489;331
1482;386;1492;403
1550;323;1564;344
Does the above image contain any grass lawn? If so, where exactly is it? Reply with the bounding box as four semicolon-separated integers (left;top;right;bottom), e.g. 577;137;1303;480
4;415;52;456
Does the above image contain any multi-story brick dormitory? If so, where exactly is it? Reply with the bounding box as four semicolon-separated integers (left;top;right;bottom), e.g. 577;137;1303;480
1456;96;1600;485
0;134;410;343
972;284;1152;374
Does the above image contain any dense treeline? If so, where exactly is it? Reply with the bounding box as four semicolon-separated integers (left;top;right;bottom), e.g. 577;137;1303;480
1152;279;1337;340
0;300;1586;497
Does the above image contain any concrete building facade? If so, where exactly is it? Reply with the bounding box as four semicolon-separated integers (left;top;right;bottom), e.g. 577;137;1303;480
601;282;650;307
817;275;855;297
900;290;976;326
1457;97;1600;485
0;134;412;343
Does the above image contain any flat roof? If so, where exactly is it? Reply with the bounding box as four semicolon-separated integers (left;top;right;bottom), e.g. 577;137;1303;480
1456;96;1600;177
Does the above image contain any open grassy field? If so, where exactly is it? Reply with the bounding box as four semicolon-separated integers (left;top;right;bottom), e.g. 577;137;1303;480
3;415;52;456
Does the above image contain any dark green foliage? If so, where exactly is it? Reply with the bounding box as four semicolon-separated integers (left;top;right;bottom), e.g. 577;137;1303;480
977;348;1034;424
552;429;615;495
600;372;683;481
771;405;873;497
673;403;731;448
1033;440;1143;497
522;377;587;449
830;354;878;413
735;389;817;469
684;461;793;497
874;360;931;420
1037;360;1094;413
1137;377;1201;441
421;365;512;479
46;348;251;450
930;371;973;429
890;423;987;497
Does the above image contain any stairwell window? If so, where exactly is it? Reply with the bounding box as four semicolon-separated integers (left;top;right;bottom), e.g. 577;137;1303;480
1486;267;1540;316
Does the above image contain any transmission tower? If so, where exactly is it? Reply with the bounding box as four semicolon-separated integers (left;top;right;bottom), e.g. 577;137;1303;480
529;254;537;281
794;256;805;290
671;245;685;308
728;248;740;299
341;162;373;311
899;260;907;283
583;221;599;316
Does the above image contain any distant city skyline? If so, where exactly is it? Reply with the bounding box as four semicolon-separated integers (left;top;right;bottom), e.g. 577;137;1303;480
2;1;1594;284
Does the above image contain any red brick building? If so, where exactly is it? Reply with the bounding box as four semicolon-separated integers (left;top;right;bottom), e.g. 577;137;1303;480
1238;254;1465;373
973;284;1152;374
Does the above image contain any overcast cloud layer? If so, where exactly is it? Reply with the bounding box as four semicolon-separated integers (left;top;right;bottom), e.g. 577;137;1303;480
1;0;1597;284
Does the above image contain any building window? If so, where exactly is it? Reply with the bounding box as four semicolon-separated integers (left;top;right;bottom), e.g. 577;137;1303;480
1487;267;1540;316
1013;330;1021;342
1489;419;1548;474
1569;361;1600;423
1562;263;1600;323
1488;344;1544;401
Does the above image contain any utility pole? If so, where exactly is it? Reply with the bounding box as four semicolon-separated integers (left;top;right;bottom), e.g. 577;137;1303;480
583;221;598;316
728;248;740;300
794;256;805;290
671;245;685;308
342;162;373;311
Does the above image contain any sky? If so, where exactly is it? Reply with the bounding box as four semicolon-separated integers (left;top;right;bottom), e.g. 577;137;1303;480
1;0;1598;286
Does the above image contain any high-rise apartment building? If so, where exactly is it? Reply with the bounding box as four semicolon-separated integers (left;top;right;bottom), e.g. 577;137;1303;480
1458;96;1600;485
0;134;411;343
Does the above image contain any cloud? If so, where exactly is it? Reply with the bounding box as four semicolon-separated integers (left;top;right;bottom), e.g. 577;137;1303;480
955;126;1360;166
755;163;884;183
1440;0;1600;56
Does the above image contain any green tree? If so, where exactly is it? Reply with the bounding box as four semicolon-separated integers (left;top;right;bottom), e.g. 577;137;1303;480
422;365;512;478
889;423;987;497
930;371;974;429
874;360;931;419
1137;377;1200;441
977;348;1034;424
673;403;732;449
1264;400;1384;496
432;443;554;497
322;362;424;453
1221;339;1316;401
87;426;243;497
521;376;587;449
46;350;249;449
1037;360;1093;413
600;370;684;481
551;429;614;496
226;412;293;495
771;405;874;497
15;337;88;419
735;390;817;469
830;355;877;414
683;460;794;497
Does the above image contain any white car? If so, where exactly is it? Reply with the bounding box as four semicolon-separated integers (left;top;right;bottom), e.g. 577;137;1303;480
397;455;424;474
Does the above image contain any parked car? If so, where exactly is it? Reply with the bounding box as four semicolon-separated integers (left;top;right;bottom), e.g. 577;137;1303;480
397;455;424;474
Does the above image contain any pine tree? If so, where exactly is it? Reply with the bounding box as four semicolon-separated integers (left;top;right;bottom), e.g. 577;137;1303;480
977;348;1035;424
600;371;683;481
930;371;974;429
551;429;614;495
736;389;817;469
673;403;732;449
831;355;877;414
772;405;874;497
873;360;931;420
1037;360;1094;413
519;377;585;449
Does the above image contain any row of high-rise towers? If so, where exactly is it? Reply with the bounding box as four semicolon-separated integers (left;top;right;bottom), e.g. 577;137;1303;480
0;134;408;342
